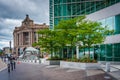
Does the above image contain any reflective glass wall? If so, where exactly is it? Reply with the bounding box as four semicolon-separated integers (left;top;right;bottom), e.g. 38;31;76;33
49;0;120;29
99;14;120;34
98;43;120;61
115;14;120;34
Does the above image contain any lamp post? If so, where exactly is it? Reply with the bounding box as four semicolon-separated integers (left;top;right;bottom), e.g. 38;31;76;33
9;41;12;53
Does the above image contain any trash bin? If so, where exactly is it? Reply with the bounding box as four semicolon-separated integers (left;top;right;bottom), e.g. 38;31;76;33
105;62;110;72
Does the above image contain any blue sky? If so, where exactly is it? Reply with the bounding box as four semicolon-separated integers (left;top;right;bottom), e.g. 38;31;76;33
0;0;49;49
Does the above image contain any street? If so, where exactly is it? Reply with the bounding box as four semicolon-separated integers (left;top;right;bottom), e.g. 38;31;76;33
0;63;117;80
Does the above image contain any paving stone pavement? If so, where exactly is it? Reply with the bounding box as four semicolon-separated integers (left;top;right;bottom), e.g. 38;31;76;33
0;58;7;71
109;70;120;80
0;62;117;80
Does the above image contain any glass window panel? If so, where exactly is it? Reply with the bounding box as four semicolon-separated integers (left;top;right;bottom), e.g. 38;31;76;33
115;14;120;34
76;3;80;15
62;0;66;3
54;0;60;4
62;4;67;16
100;45;106;61
67;4;71;16
105;17;114;30
71;0;76;2
106;44;112;57
67;0;71;3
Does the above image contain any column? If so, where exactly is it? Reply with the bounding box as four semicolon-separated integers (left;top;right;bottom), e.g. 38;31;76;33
36;33;38;42
29;32;31;46
31;32;33;44
15;34;16;47
21;32;23;45
31;31;34;45
19;33;21;46
18;33;20;46
17;34;18;46
20;33;22;45
14;34;16;47
31;31;32;45
76;45;79;59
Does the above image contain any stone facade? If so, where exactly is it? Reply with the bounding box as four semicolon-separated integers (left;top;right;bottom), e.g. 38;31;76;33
13;15;48;56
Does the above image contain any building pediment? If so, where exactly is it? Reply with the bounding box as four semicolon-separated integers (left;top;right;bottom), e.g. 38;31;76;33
22;15;34;27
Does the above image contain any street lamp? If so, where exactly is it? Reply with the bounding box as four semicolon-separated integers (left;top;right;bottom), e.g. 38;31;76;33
9;41;12;53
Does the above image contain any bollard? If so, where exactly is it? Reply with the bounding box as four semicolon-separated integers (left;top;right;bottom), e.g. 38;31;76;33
105;62;110;72
39;59;41;64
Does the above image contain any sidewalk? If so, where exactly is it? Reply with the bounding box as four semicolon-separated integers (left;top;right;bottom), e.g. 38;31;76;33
0;62;117;80
109;65;120;80
21;61;120;80
0;58;7;71
100;63;120;80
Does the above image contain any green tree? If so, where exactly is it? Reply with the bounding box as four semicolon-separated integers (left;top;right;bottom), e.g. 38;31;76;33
0;49;3;56
55;16;113;59
76;17;113;57
33;29;59;58
55;17;79;59
34;16;113;60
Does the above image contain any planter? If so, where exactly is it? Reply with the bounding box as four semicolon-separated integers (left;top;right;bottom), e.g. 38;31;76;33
45;60;60;65
40;58;46;64
60;61;101;69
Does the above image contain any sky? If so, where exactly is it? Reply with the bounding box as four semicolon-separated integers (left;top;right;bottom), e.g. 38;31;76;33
0;0;49;49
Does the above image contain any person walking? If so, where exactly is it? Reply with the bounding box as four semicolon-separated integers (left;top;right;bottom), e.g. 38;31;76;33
10;56;14;71
12;56;16;69
6;56;11;73
6;54;17;73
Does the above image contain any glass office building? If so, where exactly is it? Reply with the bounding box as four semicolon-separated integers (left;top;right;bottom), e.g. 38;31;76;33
86;2;120;61
49;0;120;61
49;0;120;29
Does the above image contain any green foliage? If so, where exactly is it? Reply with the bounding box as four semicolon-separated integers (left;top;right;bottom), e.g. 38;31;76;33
65;57;97;63
0;52;2;55
33;15;113;59
0;49;3;55
47;56;62;60
80;57;97;63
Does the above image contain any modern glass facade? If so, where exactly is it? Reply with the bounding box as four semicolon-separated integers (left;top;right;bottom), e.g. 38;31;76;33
99;14;120;34
49;0;120;61
97;43;120;61
96;14;120;61
49;0;120;29
115;14;120;34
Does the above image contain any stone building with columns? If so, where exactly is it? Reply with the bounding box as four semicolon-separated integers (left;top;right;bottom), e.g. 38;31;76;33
13;15;48;56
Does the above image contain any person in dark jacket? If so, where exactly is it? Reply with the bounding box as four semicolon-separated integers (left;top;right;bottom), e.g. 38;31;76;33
12;57;16;69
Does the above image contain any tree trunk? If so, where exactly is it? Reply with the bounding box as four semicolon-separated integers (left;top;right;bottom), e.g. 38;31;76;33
88;46;90;58
83;42;85;56
71;47;74;59
61;48;63;59
51;48;53;58
84;46;85;56
67;46;70;58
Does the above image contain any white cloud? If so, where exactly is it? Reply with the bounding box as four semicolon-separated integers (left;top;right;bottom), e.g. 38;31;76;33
0;18;22;36
0;0;49;49
0;0;38;12
4;18;22;26
0;40;13;49
0;18;22;49
0;0;49;24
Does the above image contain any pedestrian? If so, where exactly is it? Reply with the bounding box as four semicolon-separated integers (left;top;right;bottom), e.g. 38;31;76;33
10;57;14;71
12;56;16;69
7;56;11;73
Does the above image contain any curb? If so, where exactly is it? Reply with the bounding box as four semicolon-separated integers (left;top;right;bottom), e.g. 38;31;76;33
0;66;7;72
